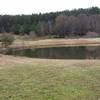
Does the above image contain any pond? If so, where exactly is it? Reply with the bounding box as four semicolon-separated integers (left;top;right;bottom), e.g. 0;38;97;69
6;46;100;59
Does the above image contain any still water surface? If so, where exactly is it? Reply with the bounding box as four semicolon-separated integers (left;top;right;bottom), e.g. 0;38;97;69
6;46;100;59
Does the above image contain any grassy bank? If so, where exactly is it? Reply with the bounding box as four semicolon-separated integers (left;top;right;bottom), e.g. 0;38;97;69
1;38;100;49
0;55;100;100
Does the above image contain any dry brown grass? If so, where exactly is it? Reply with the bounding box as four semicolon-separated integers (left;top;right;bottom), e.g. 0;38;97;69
13;38;100;48
0;38;100;49
0;54;100;67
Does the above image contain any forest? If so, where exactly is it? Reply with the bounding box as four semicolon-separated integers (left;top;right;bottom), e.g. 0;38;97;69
0;7;100;37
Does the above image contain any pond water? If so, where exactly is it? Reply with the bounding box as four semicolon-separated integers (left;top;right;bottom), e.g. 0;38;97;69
6;46;100;59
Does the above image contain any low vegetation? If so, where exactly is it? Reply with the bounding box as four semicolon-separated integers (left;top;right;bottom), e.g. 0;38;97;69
0;55;100;100
0;33;15;48
5;38;100;49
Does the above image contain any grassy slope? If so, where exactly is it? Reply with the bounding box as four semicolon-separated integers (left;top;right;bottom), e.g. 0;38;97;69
0;55;100;100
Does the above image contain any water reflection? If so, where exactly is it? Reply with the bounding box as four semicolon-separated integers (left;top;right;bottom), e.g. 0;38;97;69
6;46;100;59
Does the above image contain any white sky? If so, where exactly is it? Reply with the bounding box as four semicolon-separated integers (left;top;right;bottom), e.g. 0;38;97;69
0;0;100;15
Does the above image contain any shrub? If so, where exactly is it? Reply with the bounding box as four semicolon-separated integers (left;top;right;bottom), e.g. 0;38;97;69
84;32;99;38
29;31;37;40
0;33;15;48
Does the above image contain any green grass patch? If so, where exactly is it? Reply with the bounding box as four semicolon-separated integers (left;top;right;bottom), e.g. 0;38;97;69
0;62;100;100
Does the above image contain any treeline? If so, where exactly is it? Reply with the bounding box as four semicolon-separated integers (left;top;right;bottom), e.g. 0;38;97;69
0;7;100;37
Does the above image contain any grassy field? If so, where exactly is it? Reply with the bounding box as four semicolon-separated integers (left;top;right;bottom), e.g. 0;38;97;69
1;38;100;49
0;55;100;100
12;38;100;48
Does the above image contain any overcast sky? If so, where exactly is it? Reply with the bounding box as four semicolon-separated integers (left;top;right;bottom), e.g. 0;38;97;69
0;0;100;15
